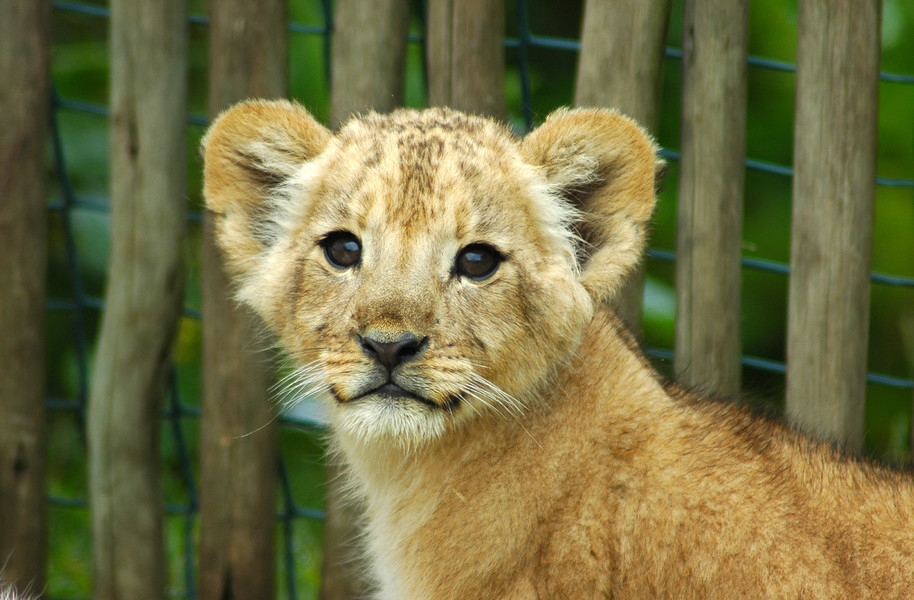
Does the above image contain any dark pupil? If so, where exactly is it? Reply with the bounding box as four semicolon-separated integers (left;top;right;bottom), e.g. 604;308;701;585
458;245;498;279
326;234;361;267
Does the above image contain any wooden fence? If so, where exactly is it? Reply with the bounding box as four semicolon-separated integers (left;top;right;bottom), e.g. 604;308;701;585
0;0;908;598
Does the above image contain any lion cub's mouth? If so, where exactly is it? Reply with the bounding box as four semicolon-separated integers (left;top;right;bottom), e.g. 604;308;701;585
356;383;461;411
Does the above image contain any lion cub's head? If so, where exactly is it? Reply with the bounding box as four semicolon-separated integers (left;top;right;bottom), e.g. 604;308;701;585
203;101;659;447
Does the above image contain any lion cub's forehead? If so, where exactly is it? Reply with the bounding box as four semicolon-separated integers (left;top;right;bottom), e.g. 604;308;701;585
318;108;530;237
337;107;515;155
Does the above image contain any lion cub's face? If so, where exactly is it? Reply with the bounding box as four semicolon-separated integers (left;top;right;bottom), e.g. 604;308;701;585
203;101;658;447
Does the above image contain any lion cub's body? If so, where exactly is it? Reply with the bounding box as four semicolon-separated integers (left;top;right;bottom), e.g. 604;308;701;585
203;100;914;599
354;309;914;599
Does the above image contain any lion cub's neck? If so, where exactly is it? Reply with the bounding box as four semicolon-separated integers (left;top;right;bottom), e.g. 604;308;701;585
337;307;914;599
335;307;669;598
337;306;660;496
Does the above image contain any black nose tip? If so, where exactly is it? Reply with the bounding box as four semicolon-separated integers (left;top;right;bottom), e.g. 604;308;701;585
357;333;428;372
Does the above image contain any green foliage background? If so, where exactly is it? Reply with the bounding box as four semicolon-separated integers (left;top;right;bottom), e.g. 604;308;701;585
45;0;914;598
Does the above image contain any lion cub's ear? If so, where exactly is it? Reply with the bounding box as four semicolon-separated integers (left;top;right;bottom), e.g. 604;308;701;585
202;99;332;279
521;108;661;304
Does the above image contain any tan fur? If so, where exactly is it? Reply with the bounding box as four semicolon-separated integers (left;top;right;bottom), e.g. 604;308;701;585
202;100;914;599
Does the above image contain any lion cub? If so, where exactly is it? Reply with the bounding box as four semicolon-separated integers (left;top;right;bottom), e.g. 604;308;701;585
203;100;914;599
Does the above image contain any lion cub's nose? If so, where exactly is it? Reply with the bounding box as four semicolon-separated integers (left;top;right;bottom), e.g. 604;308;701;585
357;333;428;372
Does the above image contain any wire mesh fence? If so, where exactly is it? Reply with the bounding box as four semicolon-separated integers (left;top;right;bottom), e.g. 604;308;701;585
43;1;913;599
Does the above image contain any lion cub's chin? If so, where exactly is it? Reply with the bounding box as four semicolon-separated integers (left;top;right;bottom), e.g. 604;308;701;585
328;395;456;449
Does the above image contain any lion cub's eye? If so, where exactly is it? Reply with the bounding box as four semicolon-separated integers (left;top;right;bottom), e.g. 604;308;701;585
320;231;362;269
455;243;502;281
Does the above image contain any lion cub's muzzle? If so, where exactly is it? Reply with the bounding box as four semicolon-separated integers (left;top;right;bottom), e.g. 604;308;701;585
352;331;455;409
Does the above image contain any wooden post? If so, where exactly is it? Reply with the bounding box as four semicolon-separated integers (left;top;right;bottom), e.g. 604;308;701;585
674;0;748;396
0;0;51;595
329;0;410;129
786;0;881;450
574;0;672;332
318;462;368;600
426;0;505;119
200;2;286;599
87;1;187;599
323;3;411;598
